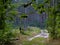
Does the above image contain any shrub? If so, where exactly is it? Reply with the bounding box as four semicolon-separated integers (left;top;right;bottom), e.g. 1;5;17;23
0;29;17;45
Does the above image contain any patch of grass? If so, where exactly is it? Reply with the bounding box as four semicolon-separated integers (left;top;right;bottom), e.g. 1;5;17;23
22;37;47;45
24;27;41;36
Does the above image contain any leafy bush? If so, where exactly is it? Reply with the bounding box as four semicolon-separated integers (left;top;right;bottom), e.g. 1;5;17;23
0;29;17;45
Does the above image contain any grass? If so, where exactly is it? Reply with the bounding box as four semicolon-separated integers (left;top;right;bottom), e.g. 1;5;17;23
21;38;60;45
11;28;60;45
22;37;47;45
10;28;60;45
19;27;41;45
23;26;41;36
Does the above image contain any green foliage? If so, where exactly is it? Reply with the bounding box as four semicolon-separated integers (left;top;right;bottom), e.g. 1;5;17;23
45;0;60;39
8;10;18;15
31;3;38;10
22;37;46;45
24;27;41;36
0;30;16;45
20;13;28;18
32;0;36;2
0;0;20;45
32;0;60;39
44;0;50;4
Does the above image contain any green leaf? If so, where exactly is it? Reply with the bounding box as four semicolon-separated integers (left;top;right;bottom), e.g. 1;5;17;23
32;3;38;10
20;13;28;18
8;10;18;16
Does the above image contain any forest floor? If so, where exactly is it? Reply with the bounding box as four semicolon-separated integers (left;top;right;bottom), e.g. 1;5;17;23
13;28;60;45
28;30;49;41
16;29;49;45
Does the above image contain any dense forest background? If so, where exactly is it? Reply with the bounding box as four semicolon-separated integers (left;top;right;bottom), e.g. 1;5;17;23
0;0;60;45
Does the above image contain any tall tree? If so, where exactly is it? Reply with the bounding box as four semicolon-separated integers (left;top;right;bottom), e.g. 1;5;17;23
0;0;13;30
44;0;60;39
